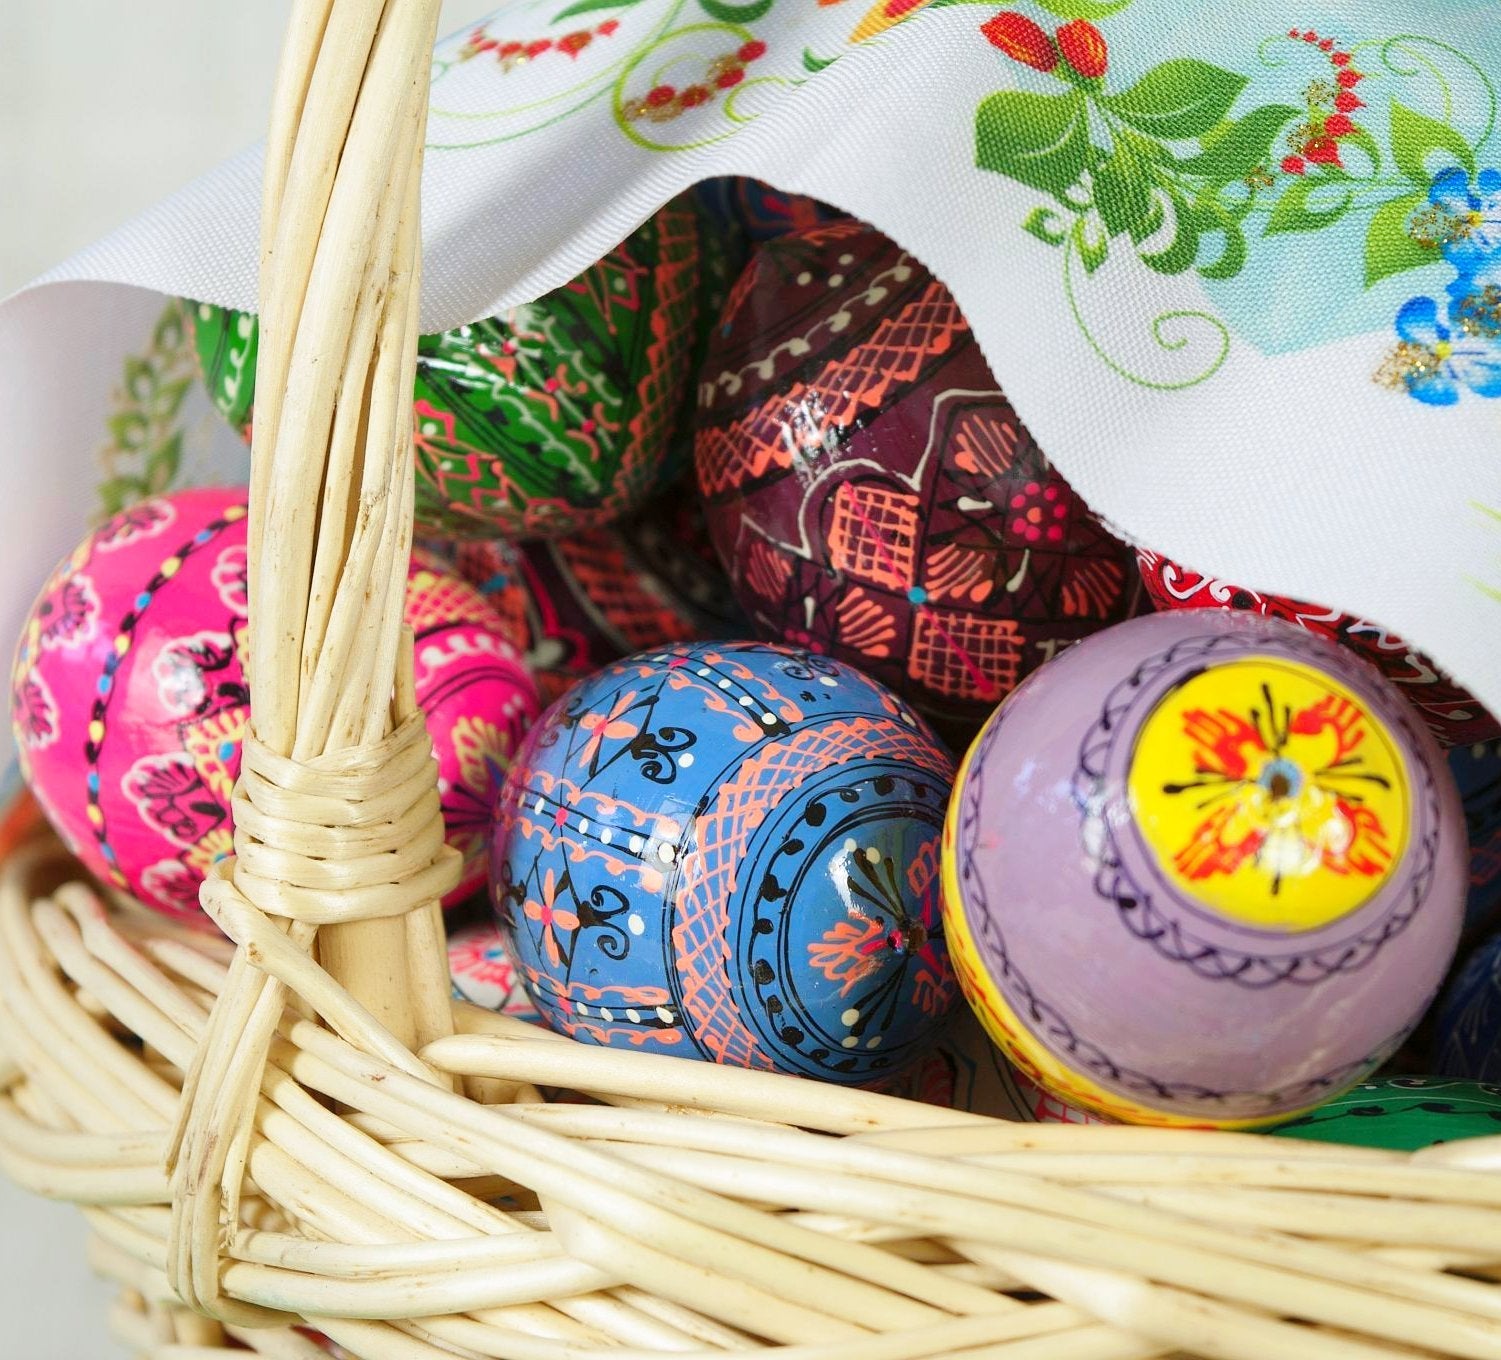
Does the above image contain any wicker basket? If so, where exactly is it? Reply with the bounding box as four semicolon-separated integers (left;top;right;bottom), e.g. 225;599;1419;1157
5;3;1501;1357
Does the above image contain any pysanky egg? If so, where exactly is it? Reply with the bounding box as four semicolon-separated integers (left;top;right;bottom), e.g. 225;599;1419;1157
186;199;702;540
1452;740;1501;937
941;609;1467;1127
448;915;544;1024
1271;1077;1501;1150
1434;933;1501;1083
455;486;749;705
489;641;958;1082
891;1011;1108;1123
695;221;1141;730
10;488;539;918
691;176;844;243
405;550;543;896
1136;549;1498;747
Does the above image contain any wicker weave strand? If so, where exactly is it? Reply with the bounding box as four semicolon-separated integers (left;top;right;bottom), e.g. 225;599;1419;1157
5;0;1501;1355
5;839;1501;1358
165;0;453;1326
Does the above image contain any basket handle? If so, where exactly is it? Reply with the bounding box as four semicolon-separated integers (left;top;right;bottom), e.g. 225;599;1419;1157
165;0;457;1323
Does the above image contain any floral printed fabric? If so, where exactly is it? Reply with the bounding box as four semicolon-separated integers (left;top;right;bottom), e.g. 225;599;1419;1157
0;0;1498;787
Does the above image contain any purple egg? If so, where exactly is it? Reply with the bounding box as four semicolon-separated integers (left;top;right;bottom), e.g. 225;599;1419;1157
941;610;1467;1127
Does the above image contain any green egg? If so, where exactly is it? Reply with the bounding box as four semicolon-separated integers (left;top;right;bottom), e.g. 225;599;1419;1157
1270;1077;1501;1151
183;199;712;540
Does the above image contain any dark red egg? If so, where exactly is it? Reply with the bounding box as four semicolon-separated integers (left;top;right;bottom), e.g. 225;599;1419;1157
693;221;1141;729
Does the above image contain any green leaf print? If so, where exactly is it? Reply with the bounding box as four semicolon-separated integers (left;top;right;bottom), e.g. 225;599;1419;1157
1093;144;1157;238
697;0;773;22
1390;100;1476;187
1073;215;1110;273
976;89;1091;201
551;0;644;20
1364;191;1435;287
1033;0;1136;17
1265;176;1352;235
1177;105;1301;185
1140;196;1200;275
1104;60;1248;141
1022;205;1072;245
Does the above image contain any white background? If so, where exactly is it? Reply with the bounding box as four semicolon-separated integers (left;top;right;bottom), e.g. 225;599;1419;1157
0;5;495;1355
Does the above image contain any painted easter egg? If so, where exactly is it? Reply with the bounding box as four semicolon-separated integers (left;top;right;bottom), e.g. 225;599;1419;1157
405;550;543;896
448;914;544;1023
695;221;1141;731
186;200;702;540
489;640;957;1083
941;610;1466;1128
1434;933;1501;1083
1271;1077;1501;1150
455;486;749;706
10;488;539;918
891;1010;1108;1122
1137;550;1499;747
691;176;845;243
1452;740;1501;938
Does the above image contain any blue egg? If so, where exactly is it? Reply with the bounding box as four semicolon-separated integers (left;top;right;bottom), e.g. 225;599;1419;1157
489;641;957;1084
1450;740;1501;937
1435;934;1501;1083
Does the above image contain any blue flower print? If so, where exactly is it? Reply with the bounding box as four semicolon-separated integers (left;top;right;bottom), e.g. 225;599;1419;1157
1379;295;1501;405
1426;167;1501;275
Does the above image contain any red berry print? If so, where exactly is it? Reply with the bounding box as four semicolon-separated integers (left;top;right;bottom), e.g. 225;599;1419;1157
1331;51;1350;66
1056;19;1108;80
738;40;767;62
1324;113;1354;138
1319;37;1334;50
1282;155;1307;175
680;84;711;107
1304;135;1341;165
645;84;676;107
1334;90;1364;112
1337;68;1364;87
597;20;619;34
716;65;745;89
1303;31;1318;43
981;11;1060;72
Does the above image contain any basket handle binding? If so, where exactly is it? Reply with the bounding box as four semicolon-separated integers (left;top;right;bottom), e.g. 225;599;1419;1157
166;0;457;1323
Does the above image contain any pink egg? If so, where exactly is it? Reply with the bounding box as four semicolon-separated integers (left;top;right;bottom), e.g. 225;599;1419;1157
10;488;538;920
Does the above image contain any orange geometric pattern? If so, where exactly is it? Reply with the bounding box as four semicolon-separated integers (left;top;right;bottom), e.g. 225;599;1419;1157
908;611;1021;702
827;482;920;589
696;282;965;497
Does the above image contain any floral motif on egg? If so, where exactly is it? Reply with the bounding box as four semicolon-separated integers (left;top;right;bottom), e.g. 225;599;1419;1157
10;490;538;919
490;641;957;1083
695;222;1141;729
10;489;251;917
941;610;1467;1127
1136;549;1498;746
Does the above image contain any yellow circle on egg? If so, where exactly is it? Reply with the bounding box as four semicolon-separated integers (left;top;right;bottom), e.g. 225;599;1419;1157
1126;657;1408;933
940;732;1300;1129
